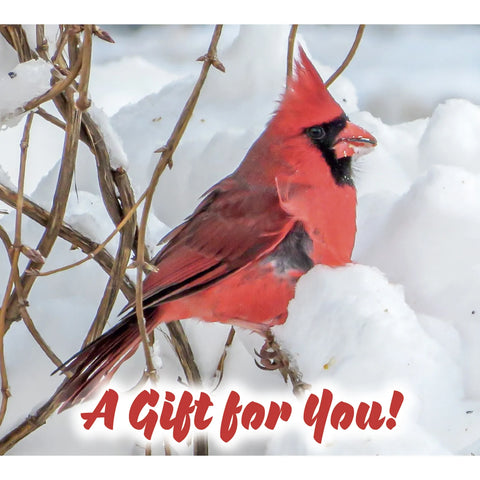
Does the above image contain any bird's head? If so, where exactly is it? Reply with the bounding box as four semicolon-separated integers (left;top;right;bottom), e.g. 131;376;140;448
268;47;376;187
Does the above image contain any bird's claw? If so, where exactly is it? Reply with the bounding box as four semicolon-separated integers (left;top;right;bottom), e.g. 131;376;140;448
254;340;289;372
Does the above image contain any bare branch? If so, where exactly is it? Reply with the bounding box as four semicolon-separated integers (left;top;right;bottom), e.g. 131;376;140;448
83;168;137;345
35;25;49;61
51;25;68;66
211;326;236;392
76;25;92;111
0;182;135;306
325;25;366;88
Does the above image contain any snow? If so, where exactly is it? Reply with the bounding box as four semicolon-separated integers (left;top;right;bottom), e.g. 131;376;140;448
418;99;480;174
88;105;129;169
274;264;471;454
1;25;480;456
88;56;180;117
0;59;51;128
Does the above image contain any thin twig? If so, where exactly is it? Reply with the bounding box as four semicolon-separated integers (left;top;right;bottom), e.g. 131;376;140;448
80;113;125;226
76;25;92;111
211;326;236;392
6;85;82;328
0;264;13;427
286;25;298;80
11;263;65;371
36;106;99;151
325;25;365;88
135;24;225;389
51;25;68;65
10;111;65;377
14;112;34;251
0;112;34;426
67;25;81;70
165;322;202;386
9;116;63;367
35;106;68;130
83;168;137;345
35;25;49;61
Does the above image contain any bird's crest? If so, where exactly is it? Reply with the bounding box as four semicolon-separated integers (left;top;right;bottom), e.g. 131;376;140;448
269;46;344;134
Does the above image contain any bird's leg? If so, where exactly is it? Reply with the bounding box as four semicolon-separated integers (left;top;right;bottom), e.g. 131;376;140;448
254;328;310;397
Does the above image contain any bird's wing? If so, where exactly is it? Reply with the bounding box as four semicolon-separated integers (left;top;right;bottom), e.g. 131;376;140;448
122;177;295;314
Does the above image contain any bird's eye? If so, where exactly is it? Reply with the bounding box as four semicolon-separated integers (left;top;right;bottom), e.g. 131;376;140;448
306;125;326;140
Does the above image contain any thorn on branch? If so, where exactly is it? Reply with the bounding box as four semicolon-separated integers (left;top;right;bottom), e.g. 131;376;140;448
127;260;159;273
24;269;40;276
20;245;45;264
63;25;114;44
212;59;225;73
92;26;115;43
16;297;29;308
1;387;11;399
196;54;225;73
176;376;189;387
154;146;173;169
67;25;83;36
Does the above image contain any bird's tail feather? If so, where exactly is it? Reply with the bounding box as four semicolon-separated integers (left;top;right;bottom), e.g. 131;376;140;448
55;317;142;412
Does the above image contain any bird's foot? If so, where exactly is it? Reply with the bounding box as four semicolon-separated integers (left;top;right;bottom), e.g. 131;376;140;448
254;334;289;374
254;329;311;396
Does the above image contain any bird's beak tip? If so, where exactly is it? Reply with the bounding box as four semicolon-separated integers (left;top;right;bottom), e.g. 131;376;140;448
335;121;377;149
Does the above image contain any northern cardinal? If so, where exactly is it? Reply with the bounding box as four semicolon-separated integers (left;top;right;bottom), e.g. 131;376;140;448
56;47;376;410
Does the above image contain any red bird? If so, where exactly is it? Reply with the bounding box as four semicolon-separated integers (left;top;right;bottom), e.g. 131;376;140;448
57;48;376;410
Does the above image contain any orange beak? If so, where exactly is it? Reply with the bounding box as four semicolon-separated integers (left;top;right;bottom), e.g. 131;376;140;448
334;121;377;159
